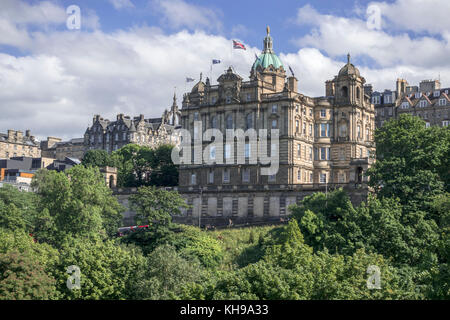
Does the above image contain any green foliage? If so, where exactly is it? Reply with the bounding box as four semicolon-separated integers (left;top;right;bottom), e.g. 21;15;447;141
368;114;450;209
0;250;59;300
170;225;223;268
129;244;206;300
0;184;38;232
55;237;146;300
31;166;123;241
130;186;188;227
290;189;440;267
111;143;178;187
82;149;117;168
148;144;179;186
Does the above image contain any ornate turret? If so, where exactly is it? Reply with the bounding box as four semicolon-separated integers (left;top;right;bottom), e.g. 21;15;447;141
251;26;286;92
338;53;361;78
252;26;284;71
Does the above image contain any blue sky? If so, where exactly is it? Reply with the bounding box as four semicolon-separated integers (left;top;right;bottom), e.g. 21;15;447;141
0;0;449;140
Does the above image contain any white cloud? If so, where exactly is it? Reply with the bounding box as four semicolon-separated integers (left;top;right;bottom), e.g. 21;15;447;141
291;1;450;88
294;4;450;69
150;0;222;32
0;0;66;25
0;22;260;140
371;0;450;35
109;0;135;10
0;0;100;50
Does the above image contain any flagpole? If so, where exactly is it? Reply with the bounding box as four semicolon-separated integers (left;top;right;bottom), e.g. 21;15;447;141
230;40;233;64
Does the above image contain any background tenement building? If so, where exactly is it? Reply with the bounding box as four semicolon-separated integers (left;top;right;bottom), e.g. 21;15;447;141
0;129;40;159
41;137;86;161
176;28;375;225
371;78;449;127
84;95;181;153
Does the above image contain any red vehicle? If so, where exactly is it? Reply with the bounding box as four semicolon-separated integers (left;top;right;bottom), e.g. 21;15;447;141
117;224;149;236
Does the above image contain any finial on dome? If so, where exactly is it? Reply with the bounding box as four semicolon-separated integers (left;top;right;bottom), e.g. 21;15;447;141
266;25;270;35
200;72;202;81
347;53;350;64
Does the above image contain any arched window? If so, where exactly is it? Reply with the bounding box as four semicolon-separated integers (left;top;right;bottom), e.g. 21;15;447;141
211;116;218;129
246;113;253;129
356;87;360;100
341;86;348;98
226;114;233;129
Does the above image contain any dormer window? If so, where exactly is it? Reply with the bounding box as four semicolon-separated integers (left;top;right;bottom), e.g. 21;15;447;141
384;95;392;104
320;109;326;117
401;102;409;109
372;96;380;104
439;98;447;106
415;92;421;99
419;100;427;108
434;90;440;97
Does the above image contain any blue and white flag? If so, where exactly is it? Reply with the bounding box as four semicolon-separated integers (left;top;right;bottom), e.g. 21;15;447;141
212;59;221;64
186;77;195;82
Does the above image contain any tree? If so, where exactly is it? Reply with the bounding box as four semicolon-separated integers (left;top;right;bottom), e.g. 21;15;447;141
56;237;147;300
31;166;123;241
129;186;188;227
113;144;152;187
0;184;38;232
149;144;178;186
0;250;59;300
82;149;116;168
367;114;450;210
290;189;440;267
129;244;206;300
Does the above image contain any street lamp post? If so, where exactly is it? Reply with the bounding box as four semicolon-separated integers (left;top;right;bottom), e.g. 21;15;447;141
198;186;203;228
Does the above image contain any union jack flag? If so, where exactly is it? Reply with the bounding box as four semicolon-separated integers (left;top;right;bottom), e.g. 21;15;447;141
233;40;246;50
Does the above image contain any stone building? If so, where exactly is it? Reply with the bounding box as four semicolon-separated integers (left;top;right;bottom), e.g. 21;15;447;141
371;78;449;127
175;27;375;226
0;129;40;159
41;137;86;161
84;95;181;153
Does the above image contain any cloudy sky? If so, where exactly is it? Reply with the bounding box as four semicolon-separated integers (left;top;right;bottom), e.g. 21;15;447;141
1;0;449;140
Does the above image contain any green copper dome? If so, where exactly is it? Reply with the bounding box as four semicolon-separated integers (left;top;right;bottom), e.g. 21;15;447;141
253;52;284;69
253;26;284;70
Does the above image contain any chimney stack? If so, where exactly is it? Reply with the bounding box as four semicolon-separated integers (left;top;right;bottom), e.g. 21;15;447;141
287;76;298;92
